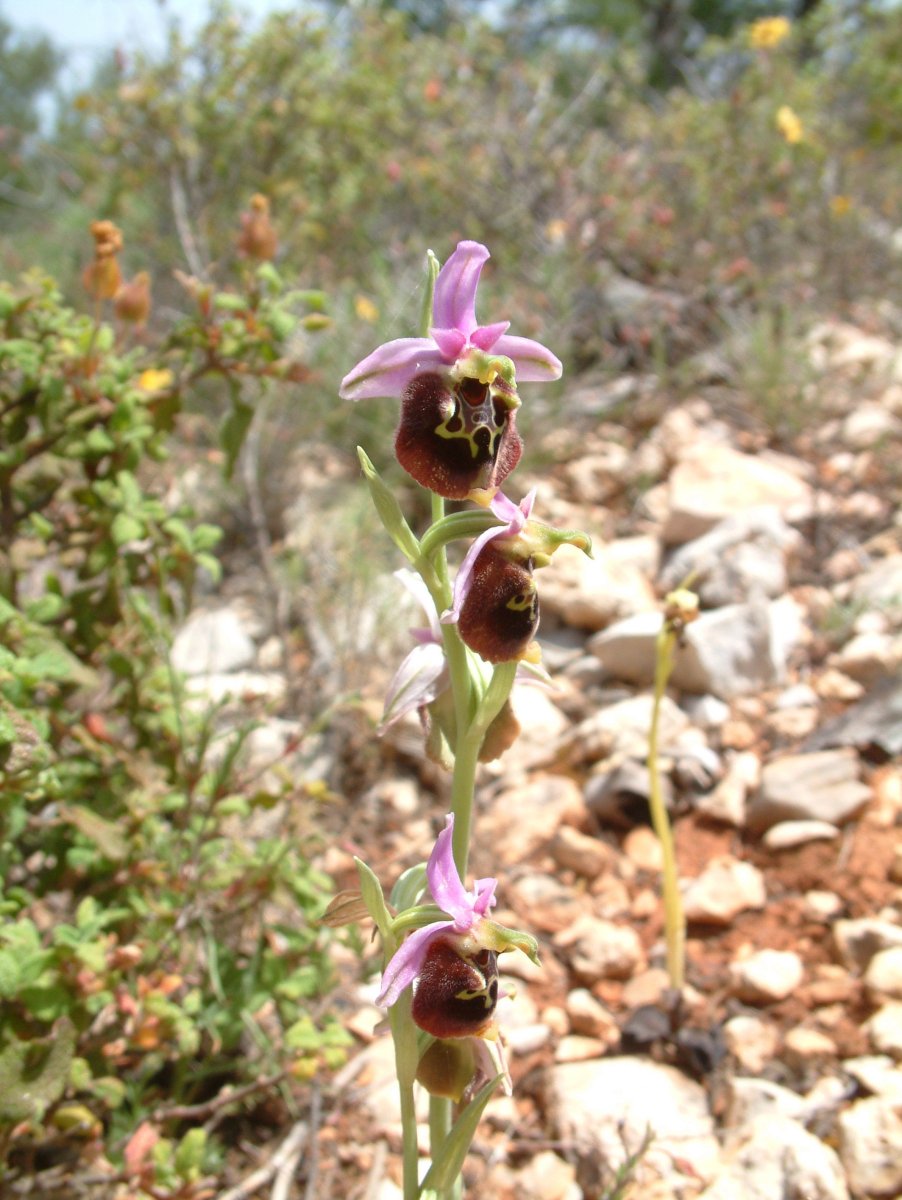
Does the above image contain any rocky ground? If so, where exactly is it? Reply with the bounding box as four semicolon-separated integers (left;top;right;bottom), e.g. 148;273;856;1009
175;316;902;1199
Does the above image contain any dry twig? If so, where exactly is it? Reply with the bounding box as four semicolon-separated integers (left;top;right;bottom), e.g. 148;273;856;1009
217;1119;308;1200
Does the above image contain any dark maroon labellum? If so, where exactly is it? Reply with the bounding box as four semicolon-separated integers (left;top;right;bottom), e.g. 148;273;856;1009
411;935;499;1039
395;371;522;500
457;544;539;663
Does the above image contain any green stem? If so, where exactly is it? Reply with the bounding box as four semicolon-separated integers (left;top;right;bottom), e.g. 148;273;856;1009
448;729;481;877
390;998;421;1200
428;1094;455;1200
647;625;685;991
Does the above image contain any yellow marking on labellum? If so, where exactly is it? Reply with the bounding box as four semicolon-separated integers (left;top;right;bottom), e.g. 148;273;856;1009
454;983;496;1009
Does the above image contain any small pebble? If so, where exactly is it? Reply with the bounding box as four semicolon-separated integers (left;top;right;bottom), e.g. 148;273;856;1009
763;820;840;850
730;948;804;1004
723;1014;779;1073
783;1027;837;1061
865;946;902;1001
804;890;844;921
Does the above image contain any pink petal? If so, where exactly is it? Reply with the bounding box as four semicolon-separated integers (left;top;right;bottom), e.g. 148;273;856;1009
430;326;468;361
339;338;446;400
376;921;451;1007
472;878;497;916
426;815;477;925
379;642;447;733
394;569;441;640
432;241;490;336
490;333;563;382
470;321;510;351
489;488;534;529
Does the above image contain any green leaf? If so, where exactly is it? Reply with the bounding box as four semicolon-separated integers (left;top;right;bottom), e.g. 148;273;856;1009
175;1128;207;1181
90;1075;126;1108
267;309;296;340
354;857;393;944
255;261;283;290
191;523;223;551
213;292;247;312
0;711;17;746
75;896;99;929
14;645;95;687
0;950;20;997
219;400;254;479
111;512;145;546
85;427;116;455
285;1015;321;1051
27;511;54;541
419;1074;504;1196
162;516;194;551
357;447;421;566
24;593;67;624
0;1018;76;1122
390;863;427;913
196;552;223;583
286;288;327;311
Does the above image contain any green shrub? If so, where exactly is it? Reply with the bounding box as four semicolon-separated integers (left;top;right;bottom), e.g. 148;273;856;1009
0;236;347;1188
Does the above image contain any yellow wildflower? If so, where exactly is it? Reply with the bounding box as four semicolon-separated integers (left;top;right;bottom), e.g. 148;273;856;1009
776;105;803;144
137;368;173;393
749;16;791;50
830;195;853;217
354;295;379;323
545;218;568;245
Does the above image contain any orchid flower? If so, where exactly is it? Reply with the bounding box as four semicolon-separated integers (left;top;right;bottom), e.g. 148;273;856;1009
442;489;536;626
340;242;562;499
441;488;594;663
377;814;497;1013
339;241;562;402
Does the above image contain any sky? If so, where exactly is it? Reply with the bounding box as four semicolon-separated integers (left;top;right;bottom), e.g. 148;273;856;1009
4;0;294;81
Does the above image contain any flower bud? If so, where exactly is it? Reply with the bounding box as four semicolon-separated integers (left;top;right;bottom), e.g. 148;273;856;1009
83;219;124;300
238;193;278;261
478;698;521;762
395;371;522;500
416;1037;477;1102
114;271;151;326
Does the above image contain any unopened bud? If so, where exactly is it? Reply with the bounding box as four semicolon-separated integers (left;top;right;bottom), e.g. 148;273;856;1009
114;271;151;326
238;193;278;261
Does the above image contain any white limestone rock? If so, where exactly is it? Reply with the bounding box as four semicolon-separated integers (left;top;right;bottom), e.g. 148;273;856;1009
659;507;800;607
748;748;871;833
699;1115;848;1200
172;606;257;675
729;949;805;1004
547;1057;721;1192
682;857;766;926
838;1097;902;1198
538;538;659;632
553;914;645;983
662;442;814;545
590;598;804;699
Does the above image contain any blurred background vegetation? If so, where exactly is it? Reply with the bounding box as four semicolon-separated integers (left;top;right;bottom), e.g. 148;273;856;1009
1;0;901;1192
